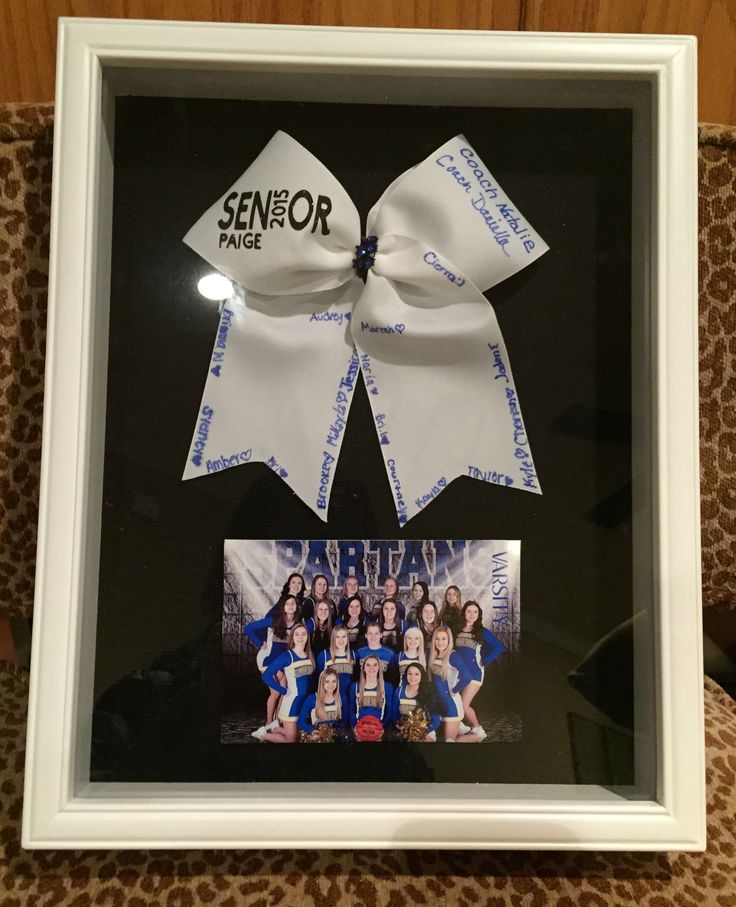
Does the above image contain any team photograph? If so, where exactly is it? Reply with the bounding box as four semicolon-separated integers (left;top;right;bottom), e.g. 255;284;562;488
221;539;521;745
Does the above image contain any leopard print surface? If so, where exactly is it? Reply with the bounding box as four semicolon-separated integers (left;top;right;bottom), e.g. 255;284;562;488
0;103;53;620
1;663;734;905
699;123;736;610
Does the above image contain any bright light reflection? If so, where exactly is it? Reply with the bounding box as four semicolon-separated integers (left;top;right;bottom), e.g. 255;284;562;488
197;273;234;301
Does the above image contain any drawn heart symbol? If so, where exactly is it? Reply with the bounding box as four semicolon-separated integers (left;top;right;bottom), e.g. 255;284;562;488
210;365;222;377
395;323;406;334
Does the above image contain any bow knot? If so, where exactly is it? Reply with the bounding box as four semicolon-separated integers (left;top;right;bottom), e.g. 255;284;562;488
181;131;548;524
353;235;379;278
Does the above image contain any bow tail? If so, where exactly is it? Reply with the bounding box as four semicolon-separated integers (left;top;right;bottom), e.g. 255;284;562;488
182;282;362;521
351;273;541;526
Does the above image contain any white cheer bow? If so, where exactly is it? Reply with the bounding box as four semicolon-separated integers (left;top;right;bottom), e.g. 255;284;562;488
182;132;548;524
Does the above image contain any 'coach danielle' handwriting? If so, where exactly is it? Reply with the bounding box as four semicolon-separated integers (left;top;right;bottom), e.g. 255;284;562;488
436;144;537;256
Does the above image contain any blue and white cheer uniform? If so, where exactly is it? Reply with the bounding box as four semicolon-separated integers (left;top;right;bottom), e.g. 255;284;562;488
244;615;295;672
430;653;465;721
452;627;505;690
262;650;315;723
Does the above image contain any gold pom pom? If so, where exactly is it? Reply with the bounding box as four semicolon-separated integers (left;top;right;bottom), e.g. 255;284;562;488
300;723;338;743
396;708;430;742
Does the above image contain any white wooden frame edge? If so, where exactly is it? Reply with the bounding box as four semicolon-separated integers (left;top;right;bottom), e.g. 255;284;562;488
22;19;703;851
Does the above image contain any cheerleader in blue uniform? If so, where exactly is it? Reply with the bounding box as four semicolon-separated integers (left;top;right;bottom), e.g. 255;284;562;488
302;574;332;621
315;625;355;702
336;595;365;648
429;627;480;743
392;662;440;741
297;668;344;738
258;623;315;743
411;601;442;655
337;576;360;620
305;599;333;654
348;655;394;739
438;585;463;634
392;626;427;684
245;594;300;734
266;572;306;617
453;600;504;741
355;623;395;677
376;598;406;651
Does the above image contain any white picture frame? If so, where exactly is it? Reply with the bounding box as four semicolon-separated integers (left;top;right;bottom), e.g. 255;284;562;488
22;18;703;850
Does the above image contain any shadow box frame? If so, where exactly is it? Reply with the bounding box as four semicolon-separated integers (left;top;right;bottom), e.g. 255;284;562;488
22;18;704;851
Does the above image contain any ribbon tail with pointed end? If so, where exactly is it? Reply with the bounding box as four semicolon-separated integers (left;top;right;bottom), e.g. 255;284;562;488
352;266;541;525
183;282;362;521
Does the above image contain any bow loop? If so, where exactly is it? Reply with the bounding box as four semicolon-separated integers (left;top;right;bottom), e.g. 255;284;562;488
184;131;359;296
368;135;548;292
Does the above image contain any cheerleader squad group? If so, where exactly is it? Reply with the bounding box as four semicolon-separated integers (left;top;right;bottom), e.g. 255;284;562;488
244;572;505;744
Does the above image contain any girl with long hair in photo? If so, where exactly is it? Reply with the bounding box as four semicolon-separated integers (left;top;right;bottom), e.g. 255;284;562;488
453;600;505;740
258;623;315;743
438;585;463;633
392;625;427;684
407;580;430;621
297;667;344;738
429;627;480;743
376;598;406;650
266;572;306;617
392;662;440;741
302;573;333;621
305;598;333;654
336;594;365;647
315;625;355;703
412;600;441;654
245;594;301;735
348;654;394;741
337;575;360;620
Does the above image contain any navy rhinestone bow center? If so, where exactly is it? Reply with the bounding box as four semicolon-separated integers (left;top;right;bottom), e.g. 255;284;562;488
353;235;378;279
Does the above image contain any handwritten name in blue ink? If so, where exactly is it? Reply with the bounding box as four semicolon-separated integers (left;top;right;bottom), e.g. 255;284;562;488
469;196;511;257
436;145;537;255
415;476;448;510
374;411;390;446
360;321;405;335
360;352;379;397
467;466;514;487
325;349;359;449
317;450;336;511
488;343;509;384
310;311;351;326
190;405;214;466
495;203;537;253
266;455;289;479
210;308;234;377
504;385;538;490
423;251;465;287
206;449;252;473
387;458;408;525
